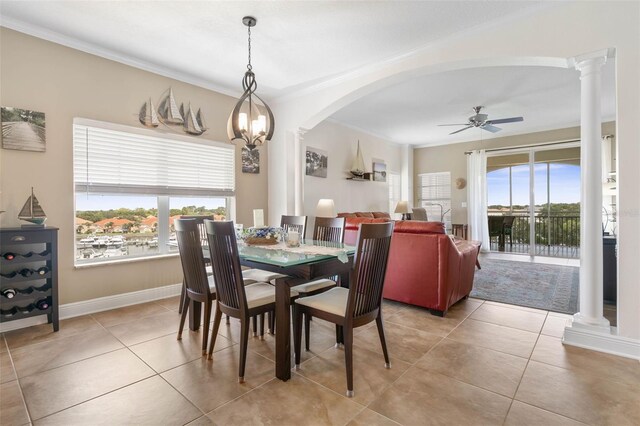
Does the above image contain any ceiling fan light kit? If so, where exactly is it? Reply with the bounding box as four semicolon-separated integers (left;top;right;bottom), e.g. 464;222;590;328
439;106;523;135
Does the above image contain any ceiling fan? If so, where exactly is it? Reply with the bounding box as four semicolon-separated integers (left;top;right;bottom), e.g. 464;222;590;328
438;106;524;135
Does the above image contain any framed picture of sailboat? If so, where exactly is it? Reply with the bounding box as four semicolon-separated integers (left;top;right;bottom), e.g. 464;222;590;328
1;106;46;152
305;147;328;178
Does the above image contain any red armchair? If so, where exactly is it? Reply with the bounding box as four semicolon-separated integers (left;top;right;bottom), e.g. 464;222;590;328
382;221;480;316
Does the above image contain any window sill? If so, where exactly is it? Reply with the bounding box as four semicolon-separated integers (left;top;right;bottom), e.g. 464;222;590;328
74;253;180;269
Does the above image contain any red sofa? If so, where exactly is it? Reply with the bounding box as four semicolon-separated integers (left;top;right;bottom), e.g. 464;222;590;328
343;217;480;317
338;212;391;244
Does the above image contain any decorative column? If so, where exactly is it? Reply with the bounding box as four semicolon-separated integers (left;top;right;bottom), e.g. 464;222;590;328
294;128;307;216
570;52;610;332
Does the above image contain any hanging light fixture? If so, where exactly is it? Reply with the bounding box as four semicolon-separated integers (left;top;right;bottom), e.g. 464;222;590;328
227;16;275;151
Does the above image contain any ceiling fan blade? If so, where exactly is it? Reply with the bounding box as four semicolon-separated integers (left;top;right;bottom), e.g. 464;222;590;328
438;124;470;126
482;124;502;133
486;117;523;125
449;125;473;135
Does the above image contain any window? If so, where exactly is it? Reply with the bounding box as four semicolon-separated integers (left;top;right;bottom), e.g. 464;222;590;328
73;119;235;264
388;172;401;219
418;172;452;231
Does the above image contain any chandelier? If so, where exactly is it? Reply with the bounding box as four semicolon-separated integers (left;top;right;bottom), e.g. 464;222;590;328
227;16;275;150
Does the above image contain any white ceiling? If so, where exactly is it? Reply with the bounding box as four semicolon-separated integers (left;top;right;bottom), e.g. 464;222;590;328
330;64;617;145
1;1;616;146
0;0;542;98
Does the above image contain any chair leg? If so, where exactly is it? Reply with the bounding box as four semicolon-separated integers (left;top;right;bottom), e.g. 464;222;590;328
304;314;311;351
259;313;265;339
343;326;354;397
226;314;230;325
293;305;303;368
268;311;274;334
375;314;391;368
177;294;189;340
178;282;186;314
252;315;258;337
335;324;344;346
238;317;250;383
208;306;222;359
202;301;212;355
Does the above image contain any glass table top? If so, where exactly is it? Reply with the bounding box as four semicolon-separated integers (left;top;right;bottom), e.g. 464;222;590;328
237;239;355;267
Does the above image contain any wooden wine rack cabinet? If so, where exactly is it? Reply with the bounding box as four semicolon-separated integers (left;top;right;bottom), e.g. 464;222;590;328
1;227;59;331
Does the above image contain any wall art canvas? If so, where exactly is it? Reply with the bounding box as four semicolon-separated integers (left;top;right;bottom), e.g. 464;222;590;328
306;146;328;178
242;146;260;174
372;160;387;182
1;107;46;152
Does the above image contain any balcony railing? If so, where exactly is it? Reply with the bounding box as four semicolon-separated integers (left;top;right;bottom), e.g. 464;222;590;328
489;214;580;258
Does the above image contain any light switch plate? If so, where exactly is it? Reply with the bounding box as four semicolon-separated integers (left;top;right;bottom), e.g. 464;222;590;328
461;202;467;208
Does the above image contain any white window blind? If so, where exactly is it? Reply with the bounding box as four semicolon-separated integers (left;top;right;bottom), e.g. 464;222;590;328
388;172;401;216
73;121;235;196
418;172;451;230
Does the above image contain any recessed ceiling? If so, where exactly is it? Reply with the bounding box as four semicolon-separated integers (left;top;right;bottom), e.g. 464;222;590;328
0;0;542;98
329;64;616;145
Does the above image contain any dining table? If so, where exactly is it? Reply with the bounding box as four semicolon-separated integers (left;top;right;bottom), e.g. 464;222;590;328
190;239;355;381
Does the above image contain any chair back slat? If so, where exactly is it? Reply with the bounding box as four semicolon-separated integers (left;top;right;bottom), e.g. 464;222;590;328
281;215;308;239
205;220;247;312
313;217;345;243
347;222;394;319
175;219;212;298
180;215;215;247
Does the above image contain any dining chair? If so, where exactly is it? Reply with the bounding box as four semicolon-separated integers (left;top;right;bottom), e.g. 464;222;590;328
502;215;515;248
204;220;298;383
293;216;346;350
178;215;215;315
293;222;394;397
174;219;216;355
411;207;428;221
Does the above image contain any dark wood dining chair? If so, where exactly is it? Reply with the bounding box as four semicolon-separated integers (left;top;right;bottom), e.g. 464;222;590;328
293;216;346;350
178;215;214;315
175;219;216;355
204;220;298;383
293;222;394;397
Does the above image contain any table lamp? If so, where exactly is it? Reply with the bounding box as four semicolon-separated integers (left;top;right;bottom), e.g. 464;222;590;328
394;201;411;220
316;199;336;218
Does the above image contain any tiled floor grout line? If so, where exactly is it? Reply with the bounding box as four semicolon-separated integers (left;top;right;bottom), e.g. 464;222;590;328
4;339;33;426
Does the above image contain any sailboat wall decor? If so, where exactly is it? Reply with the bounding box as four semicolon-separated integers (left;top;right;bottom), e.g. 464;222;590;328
18;187;47;227
138;88;208;136
348;140;368;180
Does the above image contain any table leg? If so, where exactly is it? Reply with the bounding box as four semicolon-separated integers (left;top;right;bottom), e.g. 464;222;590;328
189;300;202;331
275;277;291;381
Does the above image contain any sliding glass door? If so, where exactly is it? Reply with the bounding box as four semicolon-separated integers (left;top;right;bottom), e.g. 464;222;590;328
486;144;580;258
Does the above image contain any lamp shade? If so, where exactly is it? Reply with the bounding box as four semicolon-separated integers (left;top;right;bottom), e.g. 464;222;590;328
316;199;336;218
394;201;410;214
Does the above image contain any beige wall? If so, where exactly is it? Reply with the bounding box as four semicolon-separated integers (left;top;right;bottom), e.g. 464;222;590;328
0;29;268;304
414;122;616;224
302;120;402;219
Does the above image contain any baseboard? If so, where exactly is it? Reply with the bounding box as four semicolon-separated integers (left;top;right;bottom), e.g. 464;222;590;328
0;283;182;333
563;323;640;360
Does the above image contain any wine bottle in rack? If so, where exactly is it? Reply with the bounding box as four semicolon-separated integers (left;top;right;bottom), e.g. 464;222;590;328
36;266;49;276
2;288;17;299
18;304;34;314
36;297;51;310
3;252;16;260
19;268;34;277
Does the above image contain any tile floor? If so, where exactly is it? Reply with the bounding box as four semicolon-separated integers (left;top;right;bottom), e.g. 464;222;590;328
1;297;638;425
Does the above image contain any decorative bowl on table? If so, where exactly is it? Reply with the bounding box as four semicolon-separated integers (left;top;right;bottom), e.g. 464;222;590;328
242;227;283;246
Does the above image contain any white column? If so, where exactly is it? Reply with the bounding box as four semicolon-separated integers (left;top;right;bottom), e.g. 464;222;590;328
571;53;610;332
294;128;307;215
400;144;414;207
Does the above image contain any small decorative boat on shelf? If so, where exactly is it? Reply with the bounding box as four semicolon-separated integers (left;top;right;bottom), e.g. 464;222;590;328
18;187;47;227
138;98;159;127
349;140;367;179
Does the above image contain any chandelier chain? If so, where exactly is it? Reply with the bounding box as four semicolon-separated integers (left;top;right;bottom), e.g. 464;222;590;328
247;25;252;71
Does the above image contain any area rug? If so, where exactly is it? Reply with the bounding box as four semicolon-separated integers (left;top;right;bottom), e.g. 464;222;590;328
470;258;579;314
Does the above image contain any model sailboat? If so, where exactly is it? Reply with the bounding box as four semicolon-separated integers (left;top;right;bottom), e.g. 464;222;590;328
138;98;159;127
183;103;204;135
350;140;366;178
157;88;184;124
18;187;46;226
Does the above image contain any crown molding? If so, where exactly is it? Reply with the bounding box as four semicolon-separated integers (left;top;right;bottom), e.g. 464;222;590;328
0;16;242;99
325;118;403;147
